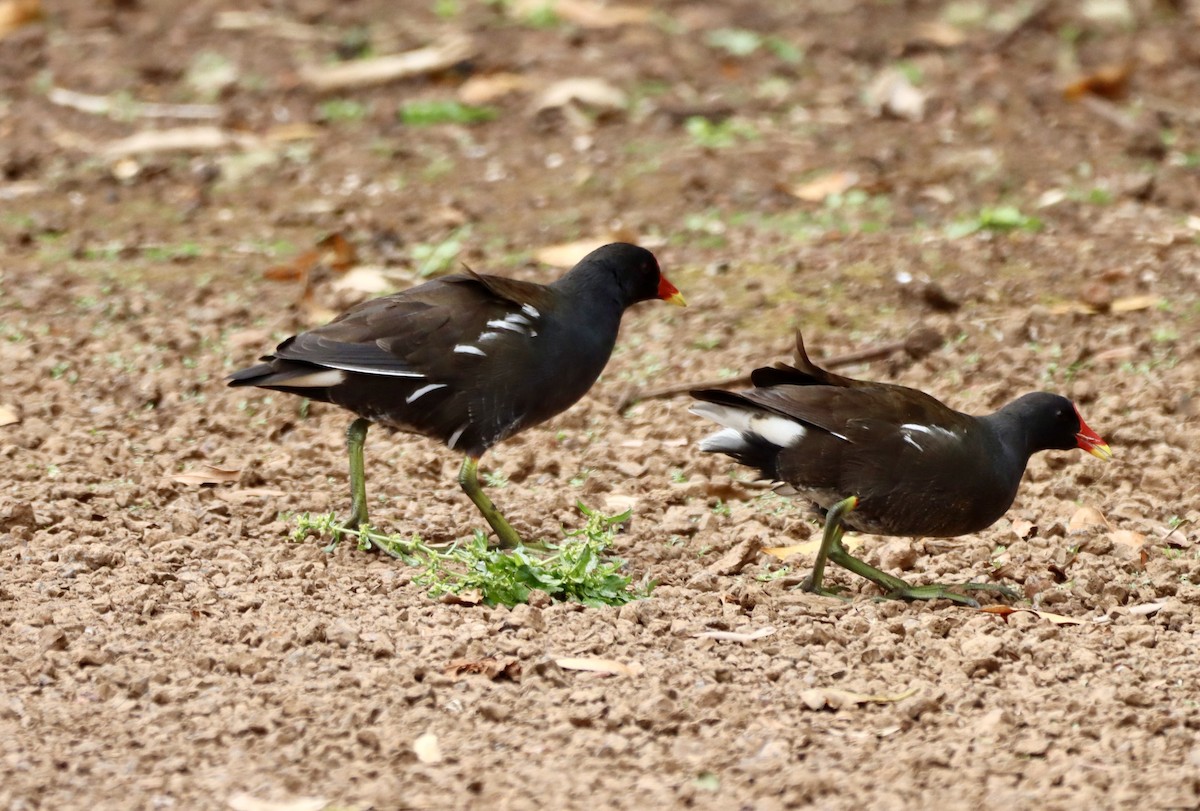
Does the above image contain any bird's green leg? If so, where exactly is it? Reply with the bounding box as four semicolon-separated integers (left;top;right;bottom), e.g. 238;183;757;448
801;495;1015;606
458;456;522;549
801;496;858;599
826;536;1017;607
345;418;371;529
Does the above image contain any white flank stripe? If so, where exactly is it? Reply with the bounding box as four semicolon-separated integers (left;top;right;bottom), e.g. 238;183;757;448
902;434;923;451
487;318;526;334
276;369;345;387
900;423;956;440
454;344;487;357
476;331;503;343
320;363;423;378
405;383;447;404
447;423;468;450
521;303;540;319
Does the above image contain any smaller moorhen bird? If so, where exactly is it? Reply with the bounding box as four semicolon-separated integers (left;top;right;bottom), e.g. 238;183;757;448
690;331;1112;605
229;243;685;549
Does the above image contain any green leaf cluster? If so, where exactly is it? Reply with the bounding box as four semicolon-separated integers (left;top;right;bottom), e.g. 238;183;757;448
292;501;649;608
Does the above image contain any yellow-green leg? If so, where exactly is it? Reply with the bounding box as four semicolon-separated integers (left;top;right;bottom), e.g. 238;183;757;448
803;495;1016;606
458;456;522;549
345;418;371;530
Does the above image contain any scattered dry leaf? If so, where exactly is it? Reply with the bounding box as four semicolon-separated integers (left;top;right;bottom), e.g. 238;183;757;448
1069;505;1110;532
1064;63;1132;101
0;404;19;427
444;656;522;681
1091;346;1137;364
227;794;328;811
0;0;41;39
1109;529;1147;550
100;127;259;159
800;687;917;711
413;732;443;764
1011;519;1037;540
169;465;241;486
911;20;966;48
330;266;392;295
979;606;1085;625
789;170;860;203
865;67;926;121
535;238;623;268
458;72;530;105
694;626;776;643
555;656;644;677
512;0;650;27
300;35;476;92
1110;294;1160;313
1127;601;1168;616
763;535;863;560
214;488;288;504
532;78;627;115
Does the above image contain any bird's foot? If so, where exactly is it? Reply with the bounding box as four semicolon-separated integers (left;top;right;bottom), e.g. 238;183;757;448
799;576;852;602
884;580;1017;607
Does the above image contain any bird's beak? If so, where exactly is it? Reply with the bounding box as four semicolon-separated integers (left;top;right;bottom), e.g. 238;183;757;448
1074;411;1112;460
658;276;687;307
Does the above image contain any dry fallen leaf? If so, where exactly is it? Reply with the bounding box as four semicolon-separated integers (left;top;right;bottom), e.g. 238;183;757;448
457;72;530;105
227;794;328;811
555;656;644;677
330;266;392;295
1069;505;1110;532
169;465;241;486
1109;294;1161;313
978;606;1085;625
1064;63;1132;101
532;78;627;115
299;35;476;91
789;170;860;203
763;535;863;559
865;67;926;121
535;238;623;268
215;488;289;504
911;20;966;48
0;404;19;427
800;687;917;711
0;0;41;39
1011;519;1037;541
413;732;443;764
512;0;650;27
694;626;777;643
1127;601;1168;616
1109;529;1147;550
444;656;522;681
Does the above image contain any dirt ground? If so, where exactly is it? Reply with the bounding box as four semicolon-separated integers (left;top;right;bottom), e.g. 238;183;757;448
2;1;1199;809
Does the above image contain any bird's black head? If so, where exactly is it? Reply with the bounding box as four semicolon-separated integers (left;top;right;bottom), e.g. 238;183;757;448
562;243;686;309
1004;392;1112;459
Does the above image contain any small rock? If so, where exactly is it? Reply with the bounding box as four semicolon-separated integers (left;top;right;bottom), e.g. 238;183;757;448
325;619;359;648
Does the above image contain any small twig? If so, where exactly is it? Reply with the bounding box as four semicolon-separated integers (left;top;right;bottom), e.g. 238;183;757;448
298;35;475;92
616;327;943;412
49;87;221;121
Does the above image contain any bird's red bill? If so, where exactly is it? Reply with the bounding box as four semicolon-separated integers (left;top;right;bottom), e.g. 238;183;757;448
1074;407;1112;460
658;275;686;307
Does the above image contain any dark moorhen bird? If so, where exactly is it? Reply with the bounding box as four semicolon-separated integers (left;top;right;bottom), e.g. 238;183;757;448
229;242;685;549
690;330;1112;605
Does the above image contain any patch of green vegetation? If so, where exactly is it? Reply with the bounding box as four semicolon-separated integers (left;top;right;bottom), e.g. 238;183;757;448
399;99;497;126
685;116;759;149
705;28;802;64
294;502;648;607
317;98;368;124
433;0;461;18
412;225;471;277
946;205;1042;239
482;470;509;489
